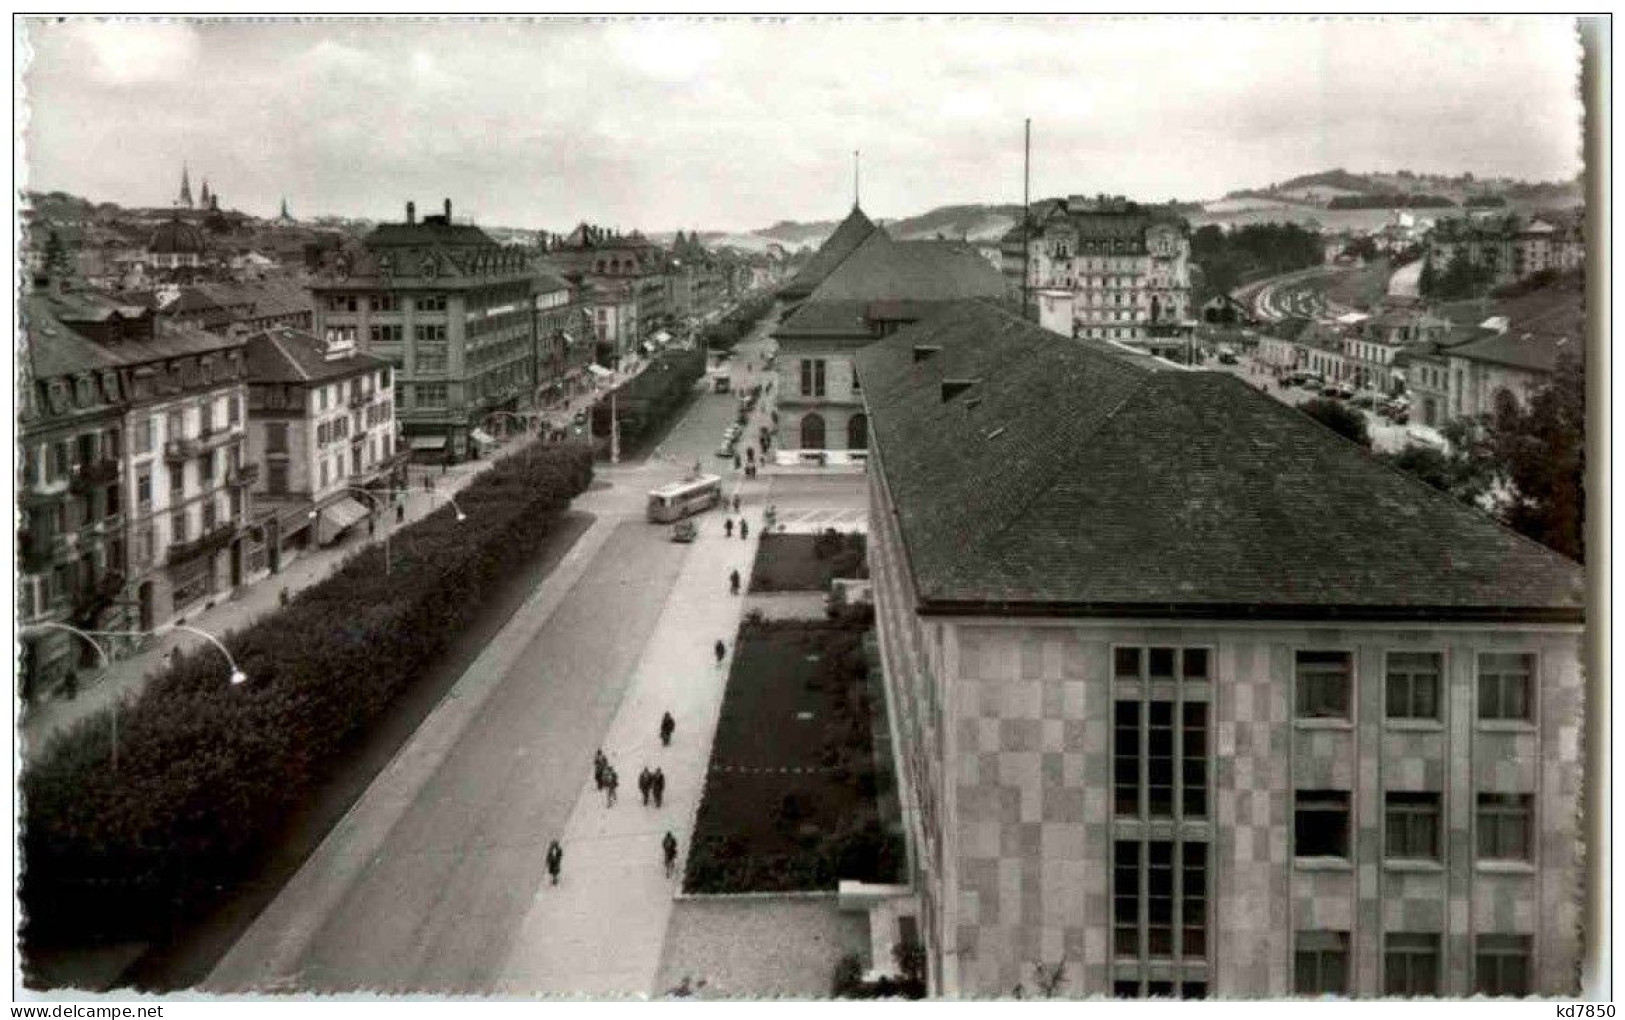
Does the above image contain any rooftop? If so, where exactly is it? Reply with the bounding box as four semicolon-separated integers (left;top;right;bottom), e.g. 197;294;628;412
857;300;1583;621
245;326;390;385
776;204;878;301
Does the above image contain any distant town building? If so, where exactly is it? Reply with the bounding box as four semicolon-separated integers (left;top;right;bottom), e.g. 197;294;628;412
532;272;594;403
546;224;673;357
147;216;208;272
1427;214;1585;286
309;199;539;462
856;299;1585;999
1002;194;1194;354
772;207;1005;463
244;325;403;571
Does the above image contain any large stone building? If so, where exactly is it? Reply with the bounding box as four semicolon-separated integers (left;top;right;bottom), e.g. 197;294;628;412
856;300;1585;999
243;325;403;571
1002;195;1194;351
545;224;672;360
533;272;596;405
1427;213;1585;287
771;210;1005;462
310;200;538;462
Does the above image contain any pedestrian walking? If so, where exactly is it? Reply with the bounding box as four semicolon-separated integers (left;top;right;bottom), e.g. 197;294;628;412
732;494;741;513
739;519;749;541
546;839;563;885
594;749;608;790
605;766;619;807
714;639;726;665
733;453;742;471
729;568;741;596
660;711;675;747
279;587;290;608
396;502;406;523
652;768;666;808
724;518;734;538
662;831;678;878
639;767;653;807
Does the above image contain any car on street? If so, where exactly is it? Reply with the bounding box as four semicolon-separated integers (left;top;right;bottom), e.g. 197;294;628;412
716;441;737;458
671;520;697;543
573;409;588;425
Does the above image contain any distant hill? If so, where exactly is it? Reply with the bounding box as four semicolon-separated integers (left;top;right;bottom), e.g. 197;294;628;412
1226;168;1583;210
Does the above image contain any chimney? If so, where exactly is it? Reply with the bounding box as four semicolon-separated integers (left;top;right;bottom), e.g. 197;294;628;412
940;378;979;403
444;198;452;221
912;344;941;364
407;201;416;225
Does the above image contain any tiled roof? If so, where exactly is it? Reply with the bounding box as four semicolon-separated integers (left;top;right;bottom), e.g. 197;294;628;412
1444;330;1579;373
776;232;1006;337
857;300;1583;620
776;205;878;300
245;326;390;384
364;221;497;248
23;290;243;378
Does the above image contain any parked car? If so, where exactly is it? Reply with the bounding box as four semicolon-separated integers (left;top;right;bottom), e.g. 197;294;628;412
671;520;697;543
1219;351;1239;365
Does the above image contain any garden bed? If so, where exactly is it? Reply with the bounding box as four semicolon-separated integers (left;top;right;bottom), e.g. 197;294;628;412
684;619;902;894
748;530;867;594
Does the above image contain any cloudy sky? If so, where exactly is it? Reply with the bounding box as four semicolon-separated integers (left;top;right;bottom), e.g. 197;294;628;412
20;16;1584;233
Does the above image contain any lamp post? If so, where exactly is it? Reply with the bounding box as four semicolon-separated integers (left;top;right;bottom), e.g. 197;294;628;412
309;486;466;576
24;621;246;771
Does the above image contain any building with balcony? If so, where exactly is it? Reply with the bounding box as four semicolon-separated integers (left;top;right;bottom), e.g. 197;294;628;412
771;222;1005;464
18;289;134;701
546;223;672;354
1000;194;1195;355
533;272;594;405
244;325;403;571
22;280;259;651
855;300;1585;999
309;199;538;463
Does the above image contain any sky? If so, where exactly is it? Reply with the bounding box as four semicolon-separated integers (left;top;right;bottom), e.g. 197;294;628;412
19;16;1585;234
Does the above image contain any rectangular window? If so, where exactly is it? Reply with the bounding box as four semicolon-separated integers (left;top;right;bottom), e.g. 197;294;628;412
267;463;288;495
1146;840;1173;957
199;452;214;483
1294;931;1349;996
1114;701;1140;815
1115;646;1142;679
1478;653;1533;721
135;417;154;453
1474;935;1531;997
1181;842;1207;958
800;359;813;397
1385;791;1441;860
1115;838;1208;969
1296;650;1352;719
1112;840;1140;957
417;383;448;407
416;351;449;373
266;422;289;454
137;472;152;511
1385;933;1440;996
171;509;189;544
814;359;826;396
1147;701;1174;817
1295;790;1350;858
201;496;217;533
320;460;329;488
227;395;241;425
1182;702;1208;817
1476;794;1532;861
169;463;185;496
1387;651;1442;720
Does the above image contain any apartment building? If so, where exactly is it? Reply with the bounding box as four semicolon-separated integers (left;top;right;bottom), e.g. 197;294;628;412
1002;194;1194;350
856;301;1585;999
310;199;537;462
1428;214;1585;286
244;325;403;571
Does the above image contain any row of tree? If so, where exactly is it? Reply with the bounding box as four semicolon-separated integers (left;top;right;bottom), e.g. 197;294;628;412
21;441;596;945
1190;222;1325;302
1327;192;1456;209
1298;354;1585;562
701;292;775;352
590;344;707;450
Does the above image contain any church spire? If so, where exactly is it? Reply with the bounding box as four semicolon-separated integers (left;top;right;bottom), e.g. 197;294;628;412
178;163;194;209
200;178;212;208
853;149;861;210
279;196;291;221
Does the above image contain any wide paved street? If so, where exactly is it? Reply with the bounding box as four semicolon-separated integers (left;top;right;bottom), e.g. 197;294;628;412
207;314;793;995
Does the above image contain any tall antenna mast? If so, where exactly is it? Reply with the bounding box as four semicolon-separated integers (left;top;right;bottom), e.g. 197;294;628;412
854;150;861;208
1022;119;1031;319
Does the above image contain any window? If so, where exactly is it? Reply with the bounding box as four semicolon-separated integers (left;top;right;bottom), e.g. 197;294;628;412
1477;794;1532;861
320;460;329;488
416;350;449;373
1115;646;1210;682
227;395;241;426
415;294;447;313
1114;701;1140;815
1294;931;1349;996
1385;933;1440;996
201;496;217;533
1181;842;1207;958
135;417;154;454
414;324;448;343
371;294;398;313
266;422;289;454
1478;653;1533;721
267;462;288;495
1385;792;1441;860
1113;840;1139;956
171;509;189;544
1387;651;1442;720
169;463;185;496
1295;790;1350;858
1474;935;1531;997
1115;646;1142;679
1147;701;1174;816
199;452;214;483
1296;650;1352;719
136;472;151;511
1182;703;1208;817
417;383;448;407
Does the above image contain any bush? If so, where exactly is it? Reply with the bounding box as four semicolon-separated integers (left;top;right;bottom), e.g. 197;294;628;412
1299;397;1371;448
20;441;596;944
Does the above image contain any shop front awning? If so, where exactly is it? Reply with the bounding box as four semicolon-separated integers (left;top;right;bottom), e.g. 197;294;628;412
471;428;498;447
409;434;448;451
587;363;613;378
315;497;370;546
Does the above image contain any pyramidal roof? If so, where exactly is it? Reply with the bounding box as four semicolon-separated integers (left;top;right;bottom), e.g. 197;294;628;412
777;204;879;301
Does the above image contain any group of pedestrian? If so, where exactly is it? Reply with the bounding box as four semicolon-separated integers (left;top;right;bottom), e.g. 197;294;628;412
594;748;619;806
638;766;667;807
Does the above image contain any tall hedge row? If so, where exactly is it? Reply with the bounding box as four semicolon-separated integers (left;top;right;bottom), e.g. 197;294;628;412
21;441;595;943
591;345;705;445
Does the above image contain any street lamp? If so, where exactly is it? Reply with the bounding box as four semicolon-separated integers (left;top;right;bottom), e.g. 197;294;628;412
309;486;466;575
23;620;246;770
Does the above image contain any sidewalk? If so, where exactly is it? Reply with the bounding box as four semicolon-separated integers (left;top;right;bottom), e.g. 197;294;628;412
493;460;771;997
18;383;621;761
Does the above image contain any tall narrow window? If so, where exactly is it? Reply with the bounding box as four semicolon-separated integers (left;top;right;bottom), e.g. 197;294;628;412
1112;840;1139;957
1114;701;1140;816
1478;653;1534;721
1476;794;1532;861
1294;931;1349;996
1296;650;1352;719
1147;702;1174;817
1182;703;1208;817
1387;651;1442;720
1295;791;1351;859
1385;792;1441;861
1181;842;1207;958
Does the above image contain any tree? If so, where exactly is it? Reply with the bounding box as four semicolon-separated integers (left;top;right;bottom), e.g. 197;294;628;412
1484;352;1585;561
41;228;69;275
1299;397;1371;448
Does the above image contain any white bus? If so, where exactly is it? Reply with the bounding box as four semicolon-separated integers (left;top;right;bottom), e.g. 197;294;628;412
647;474;723;523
